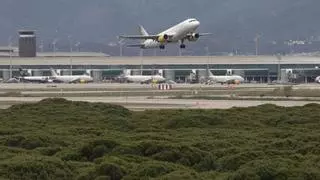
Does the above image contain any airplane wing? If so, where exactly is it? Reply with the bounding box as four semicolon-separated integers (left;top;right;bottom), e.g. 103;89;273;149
141;78;153;84
118;35;159;40
118;34;175;41
69;77;81;83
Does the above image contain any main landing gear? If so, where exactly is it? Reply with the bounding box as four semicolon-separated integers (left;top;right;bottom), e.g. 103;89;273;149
179;39;186;49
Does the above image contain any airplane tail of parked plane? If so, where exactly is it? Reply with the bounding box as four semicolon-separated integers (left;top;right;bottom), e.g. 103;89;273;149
18;68;31;77
84;70;91;76
50;68;58;77
207;69;214;77
157;69;163;76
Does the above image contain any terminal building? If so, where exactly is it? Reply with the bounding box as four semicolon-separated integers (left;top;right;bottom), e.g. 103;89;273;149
0;30;319;83
0;55;319;83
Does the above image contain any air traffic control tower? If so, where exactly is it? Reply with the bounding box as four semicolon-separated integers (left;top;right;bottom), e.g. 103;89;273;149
18;30;36;57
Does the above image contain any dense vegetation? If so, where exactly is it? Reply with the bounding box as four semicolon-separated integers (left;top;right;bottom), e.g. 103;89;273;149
0;98;319;179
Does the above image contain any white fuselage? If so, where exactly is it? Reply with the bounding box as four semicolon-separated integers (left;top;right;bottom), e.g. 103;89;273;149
143;19;200;48
209;75;244;84
51;75;93;83
125;75;165;83
315;76;320;83
21;76;52;83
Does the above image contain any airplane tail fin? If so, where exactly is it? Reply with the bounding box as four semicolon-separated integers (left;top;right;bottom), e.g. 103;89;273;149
157;69;163;76
18;68;25;76
207;69;214;77
18;67;30;77
123;69;131;76
85;70;91;76
139;25;148;44
50;68;58;77
139;25;149;36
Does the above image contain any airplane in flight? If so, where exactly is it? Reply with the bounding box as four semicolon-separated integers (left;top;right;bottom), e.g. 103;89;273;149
118;18;211;49
207;69;244;85
50;69;93;83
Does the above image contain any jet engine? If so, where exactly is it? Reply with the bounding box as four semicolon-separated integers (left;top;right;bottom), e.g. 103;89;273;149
188;33;200;41
157;34;169;43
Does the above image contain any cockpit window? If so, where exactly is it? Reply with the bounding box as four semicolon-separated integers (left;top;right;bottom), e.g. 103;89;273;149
189;19;197;23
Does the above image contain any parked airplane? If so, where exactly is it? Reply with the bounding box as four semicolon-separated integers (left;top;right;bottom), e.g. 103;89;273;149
315;76;320;83
119;18;211;49
50;69;93;83
207;70;244;85
17;68;53;83
119;70;167;84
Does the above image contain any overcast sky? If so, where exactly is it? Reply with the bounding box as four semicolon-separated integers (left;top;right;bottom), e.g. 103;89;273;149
0;0;318;49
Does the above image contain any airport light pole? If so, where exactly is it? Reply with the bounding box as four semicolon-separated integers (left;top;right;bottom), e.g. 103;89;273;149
39;40;44;53
205;46;210;79
118;39;125;56
52;38;58;58
68;35;73;75
75;42;81;52
8;36;12;79
254;34;261;56
140;49;144;75
276;53;281;82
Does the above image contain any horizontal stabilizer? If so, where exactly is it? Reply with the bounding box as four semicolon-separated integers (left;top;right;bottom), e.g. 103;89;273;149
126;44;145;48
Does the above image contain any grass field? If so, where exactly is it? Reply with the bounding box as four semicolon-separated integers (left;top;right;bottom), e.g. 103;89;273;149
0;98;319;179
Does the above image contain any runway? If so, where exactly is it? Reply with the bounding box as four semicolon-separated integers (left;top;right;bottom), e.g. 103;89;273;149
1;82;320;91
1;96;319;111
0;83;319;110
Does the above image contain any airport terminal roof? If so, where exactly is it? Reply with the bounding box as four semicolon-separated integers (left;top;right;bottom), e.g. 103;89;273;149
0;52;109;58
36;52;110;57
0;56;318;66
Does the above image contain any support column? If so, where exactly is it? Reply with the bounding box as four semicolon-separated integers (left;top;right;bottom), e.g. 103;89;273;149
197;69;207;83
280;69;287;83
164;70;175;81
61;70;71;76
2;70;10;81
233;69;245;77
33;69;43;76
131;70;142;75
92;70;103;82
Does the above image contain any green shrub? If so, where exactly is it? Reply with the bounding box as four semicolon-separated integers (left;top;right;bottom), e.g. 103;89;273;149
132;162;174;178
96;162;126;180
0;99;319;179
80;139;119;161
0;155;73;180
5;135;49;150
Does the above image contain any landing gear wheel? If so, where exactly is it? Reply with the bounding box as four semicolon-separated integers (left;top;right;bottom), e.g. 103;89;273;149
159;45;165;49
180;44;186;49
